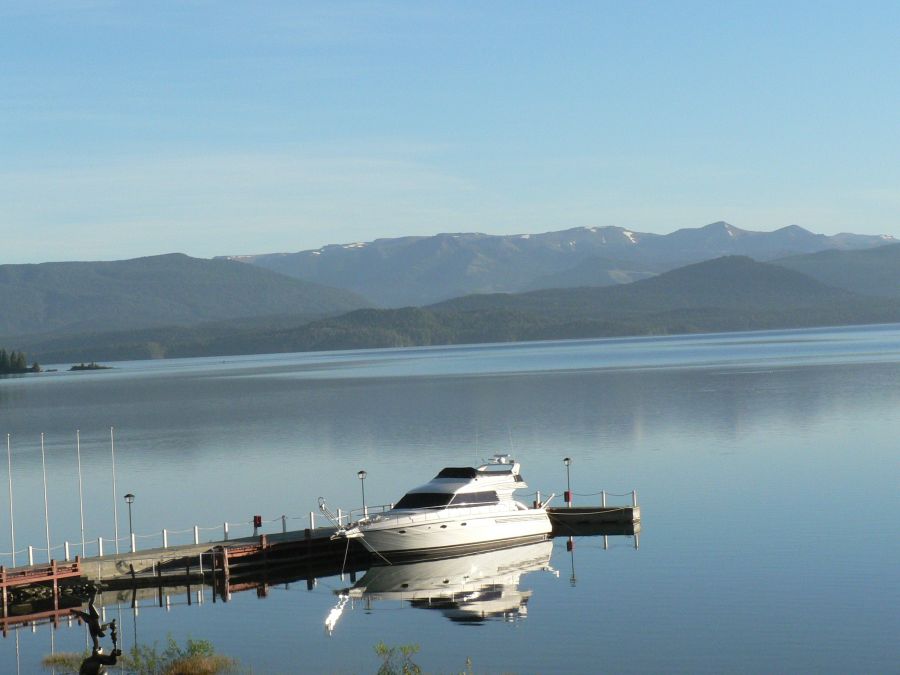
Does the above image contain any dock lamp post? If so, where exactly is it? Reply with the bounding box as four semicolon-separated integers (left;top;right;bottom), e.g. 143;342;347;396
563;457;572;507
357;470;367;519
124;493;135;552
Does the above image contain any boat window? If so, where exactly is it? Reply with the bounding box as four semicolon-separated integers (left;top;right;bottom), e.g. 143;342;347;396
436;467;479;479
449;491;499;507
393;492;453;509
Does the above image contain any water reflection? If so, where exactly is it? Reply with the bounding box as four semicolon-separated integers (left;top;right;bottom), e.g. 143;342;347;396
327;541;556;633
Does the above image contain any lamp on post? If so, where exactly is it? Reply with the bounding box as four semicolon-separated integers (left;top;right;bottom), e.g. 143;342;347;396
124;493;135;552
357;470;367;518
563;457;572;507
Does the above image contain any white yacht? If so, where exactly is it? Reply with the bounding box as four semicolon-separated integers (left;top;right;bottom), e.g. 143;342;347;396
346;455;552;560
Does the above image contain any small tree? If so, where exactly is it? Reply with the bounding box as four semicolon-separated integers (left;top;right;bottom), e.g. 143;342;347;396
374;642;422;675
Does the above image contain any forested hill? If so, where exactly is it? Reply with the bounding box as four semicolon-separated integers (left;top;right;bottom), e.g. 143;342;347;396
0;253;369;339
24;256;900;363
774;243;900;298
432;256;860;314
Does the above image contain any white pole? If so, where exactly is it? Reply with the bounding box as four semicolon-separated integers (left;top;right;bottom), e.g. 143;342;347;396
65;541;70;561
111;427;120;555
40;433;51;563
98;537;104;557
223;522;229;541
6;434;16;567
194;526;200;545
130;533;136;553
76;430;86;555
162;529;168;548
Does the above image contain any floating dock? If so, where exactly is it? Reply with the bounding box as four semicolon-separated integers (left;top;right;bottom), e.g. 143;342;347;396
1;490;641;624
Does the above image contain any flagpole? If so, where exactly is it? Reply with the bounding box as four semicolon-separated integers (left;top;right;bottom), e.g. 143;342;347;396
77;429;86;556
6;433;16;567
111;426;120;554
40;433;51;563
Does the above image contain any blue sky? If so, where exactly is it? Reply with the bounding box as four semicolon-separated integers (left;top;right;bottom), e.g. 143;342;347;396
2;1;898;263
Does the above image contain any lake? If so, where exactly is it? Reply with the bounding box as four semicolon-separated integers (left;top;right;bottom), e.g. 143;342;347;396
1;324;898;673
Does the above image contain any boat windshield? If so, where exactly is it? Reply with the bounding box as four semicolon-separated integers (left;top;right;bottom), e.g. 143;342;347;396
394;493;453;509
393;490;500;510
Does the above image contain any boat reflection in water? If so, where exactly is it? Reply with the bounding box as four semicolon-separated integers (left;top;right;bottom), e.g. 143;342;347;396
325;541;555;634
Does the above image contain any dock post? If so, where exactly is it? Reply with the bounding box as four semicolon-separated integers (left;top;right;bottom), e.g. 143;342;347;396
193;526;200;545
632;490;638;507
601;490;606;507
309;512;315;530
337;508;342;526
534;490;541;508
162;529;168;549
223;522;229;541
210;553;217;602
51;559;58;611
130;533;136;553
64;541;70;561
221;549;231;600
157;564;163;607
281;515;287;533
28;545;34;566
98;537;104;557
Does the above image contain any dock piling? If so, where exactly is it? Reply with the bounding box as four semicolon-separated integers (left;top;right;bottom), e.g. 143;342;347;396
193;526;200;545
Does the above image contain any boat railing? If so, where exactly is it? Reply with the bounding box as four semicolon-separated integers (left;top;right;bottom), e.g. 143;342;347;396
350;501;526;528
342;504;394;526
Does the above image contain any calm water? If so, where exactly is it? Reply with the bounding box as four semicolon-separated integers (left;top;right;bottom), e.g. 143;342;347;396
1;325;898;673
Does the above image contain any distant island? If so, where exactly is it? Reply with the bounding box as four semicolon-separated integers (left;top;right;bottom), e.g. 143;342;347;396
0;349;41;374
69;362;112;371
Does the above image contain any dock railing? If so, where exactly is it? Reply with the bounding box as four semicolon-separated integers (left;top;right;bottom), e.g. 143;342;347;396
0;488;638;567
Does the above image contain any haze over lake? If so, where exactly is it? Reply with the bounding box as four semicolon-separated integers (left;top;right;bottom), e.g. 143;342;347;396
1;324;898;673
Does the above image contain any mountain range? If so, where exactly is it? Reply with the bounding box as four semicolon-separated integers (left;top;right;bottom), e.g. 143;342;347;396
18;253;900;364
227;222;895;306
4;223;900;364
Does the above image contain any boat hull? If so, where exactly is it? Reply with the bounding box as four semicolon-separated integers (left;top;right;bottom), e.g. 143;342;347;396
359;508;552;561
